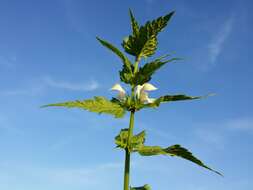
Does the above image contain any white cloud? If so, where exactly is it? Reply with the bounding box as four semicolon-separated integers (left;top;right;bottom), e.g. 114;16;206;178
0;87;44;96
193;17;234;71
207;17;234;65
0;76;99;97
225;117;253;132
193;116;253;148
43;76;99;91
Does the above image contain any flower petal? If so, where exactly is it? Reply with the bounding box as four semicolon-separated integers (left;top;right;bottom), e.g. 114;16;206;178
110;83;126;94
142;83;157;91
135;85;143;98
139;91;149;103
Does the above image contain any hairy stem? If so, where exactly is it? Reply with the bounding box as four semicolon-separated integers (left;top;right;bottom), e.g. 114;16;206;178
123;111;135;190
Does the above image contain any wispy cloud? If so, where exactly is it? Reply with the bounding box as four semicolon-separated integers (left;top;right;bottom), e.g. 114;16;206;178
207;17;234;66
193;116;253;148
225;117;253;132
193;17;234;71
0;87;44;96
43;76;99;91
0;76;99;97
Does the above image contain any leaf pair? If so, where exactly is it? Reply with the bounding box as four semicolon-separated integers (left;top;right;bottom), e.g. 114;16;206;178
115;129;145;150
41;93;205;117
114;129;222;176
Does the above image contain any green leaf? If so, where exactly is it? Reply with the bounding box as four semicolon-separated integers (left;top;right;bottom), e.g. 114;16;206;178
96;37;133;73
122;11;175;58
119;63;135;84
131;184;151;190
115;129;145;150
147;11;175;35
164;145;222;175
41;96;126;118
115;128;128;149
139;34;157;58
138;144;222;176
133;55;180;85
129;9;139;37
131;130;146;150
143;94;205;108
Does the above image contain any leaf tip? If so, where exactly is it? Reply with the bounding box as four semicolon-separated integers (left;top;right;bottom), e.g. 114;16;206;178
40;104;49;108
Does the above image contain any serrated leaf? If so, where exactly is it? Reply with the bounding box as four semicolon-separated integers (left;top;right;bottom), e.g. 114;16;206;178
41;96;126;118
164;145;222;175
133;55;180;85
131;184;151;190
96;37;133;73
148;11;175;35
115;129;145;150
131;130;146;150
129;9;139;37
138;144;222;176
155;94;202;104
144;94;204;108
122;11;175;58
115;128;129;149
139;34;157;58
119;63;135;84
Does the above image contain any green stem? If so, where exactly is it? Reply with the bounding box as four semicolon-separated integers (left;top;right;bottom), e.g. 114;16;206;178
124;56;139;190
123;148;130;190
123;111;135;190
133;56;140;74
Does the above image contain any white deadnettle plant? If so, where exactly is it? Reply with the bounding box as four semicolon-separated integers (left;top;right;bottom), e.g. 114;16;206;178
43;9;222;190
111;83;157;103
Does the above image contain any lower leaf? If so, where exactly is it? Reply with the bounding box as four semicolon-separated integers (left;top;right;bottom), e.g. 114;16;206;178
138;144;222;176
131;184;151;190
115;129;146;150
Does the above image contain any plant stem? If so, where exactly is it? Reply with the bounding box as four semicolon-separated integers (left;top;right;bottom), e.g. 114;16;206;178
123;111;135;190
123;148;130;190
133;56;140;74
124;56;139;190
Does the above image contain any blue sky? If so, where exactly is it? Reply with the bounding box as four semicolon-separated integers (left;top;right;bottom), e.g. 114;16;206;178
0;0;252;189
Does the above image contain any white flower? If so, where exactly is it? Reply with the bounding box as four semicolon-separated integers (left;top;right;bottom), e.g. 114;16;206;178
110;83;126;100
136;83;157;103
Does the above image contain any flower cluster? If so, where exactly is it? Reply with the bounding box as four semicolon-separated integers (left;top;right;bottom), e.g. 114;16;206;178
111;83;157;103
